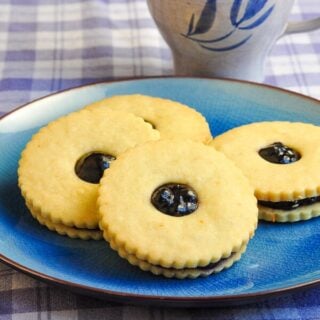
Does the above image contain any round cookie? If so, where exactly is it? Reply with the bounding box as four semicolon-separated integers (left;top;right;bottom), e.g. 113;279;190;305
18;108;160;239
26;200;102;240
98;139;258;278
109;237;246;279
212;121;320;222
85;94;212;143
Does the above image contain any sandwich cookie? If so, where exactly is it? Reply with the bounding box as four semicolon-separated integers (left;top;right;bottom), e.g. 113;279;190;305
212;121;320;222
18;108;160;239
98;140;257;278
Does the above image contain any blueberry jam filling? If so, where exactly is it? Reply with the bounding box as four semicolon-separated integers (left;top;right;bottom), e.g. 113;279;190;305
151;183;198;216
258;142;301;164
259;196;320;211
75;152;116;184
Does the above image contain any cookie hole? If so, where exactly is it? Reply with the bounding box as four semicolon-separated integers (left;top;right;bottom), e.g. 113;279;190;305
151;183;198;217
75;152;116;184
258;142;301;164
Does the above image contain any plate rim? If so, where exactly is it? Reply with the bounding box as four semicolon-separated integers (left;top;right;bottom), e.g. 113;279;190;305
1;76;319;122
1;252;320;307
1;76;320;307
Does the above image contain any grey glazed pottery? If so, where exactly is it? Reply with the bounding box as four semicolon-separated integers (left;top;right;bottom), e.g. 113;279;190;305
147;0;320;81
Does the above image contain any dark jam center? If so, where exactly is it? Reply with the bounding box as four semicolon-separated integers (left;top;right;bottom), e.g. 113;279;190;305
151;183;198;217
259;196;320;211
75;152;116;184
258;142;301;164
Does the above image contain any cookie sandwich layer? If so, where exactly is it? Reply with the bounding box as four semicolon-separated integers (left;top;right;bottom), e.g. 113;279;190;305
98;140;258;277
212;121;320;222
18;108;160;238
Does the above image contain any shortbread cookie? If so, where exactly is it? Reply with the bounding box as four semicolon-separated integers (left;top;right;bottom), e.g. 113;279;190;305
85;94;212;143
98;140;258;278
109;237;247;279
26;200;102;240
212;121;320;222
18;108;160;238
258;202;320;223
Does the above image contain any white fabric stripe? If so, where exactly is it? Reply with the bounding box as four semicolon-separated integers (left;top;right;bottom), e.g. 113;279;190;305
0;4;10;22
7;2;150;22
0;29;163;51
268;59;320;74
1;58;170;74
0;28;160;38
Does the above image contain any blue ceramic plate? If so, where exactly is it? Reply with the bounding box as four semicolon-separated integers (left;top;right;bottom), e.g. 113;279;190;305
1;77;320;307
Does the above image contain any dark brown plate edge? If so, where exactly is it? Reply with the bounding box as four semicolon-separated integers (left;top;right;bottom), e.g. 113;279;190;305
1;251;320;308
0;75;320;307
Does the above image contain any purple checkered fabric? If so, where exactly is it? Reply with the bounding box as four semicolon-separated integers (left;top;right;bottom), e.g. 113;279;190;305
0;0;320;319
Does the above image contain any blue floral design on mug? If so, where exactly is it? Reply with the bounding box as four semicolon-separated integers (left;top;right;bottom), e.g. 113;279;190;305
183;0;275;51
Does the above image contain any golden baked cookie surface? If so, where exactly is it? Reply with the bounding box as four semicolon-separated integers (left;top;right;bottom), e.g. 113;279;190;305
18;108;160;232
212;122;320;202
26;200;103;240
98;139;258;273
85;94;212;143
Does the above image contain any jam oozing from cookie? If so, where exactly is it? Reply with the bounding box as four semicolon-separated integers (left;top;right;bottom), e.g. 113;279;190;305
259;196;320;211
258;142;301;164
75;152;116;183
151;183;198;216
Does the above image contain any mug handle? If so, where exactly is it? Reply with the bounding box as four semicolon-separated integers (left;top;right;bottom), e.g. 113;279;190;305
284;17;320;34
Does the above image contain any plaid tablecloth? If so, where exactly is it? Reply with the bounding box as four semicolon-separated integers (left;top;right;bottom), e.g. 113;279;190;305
0;0;320;319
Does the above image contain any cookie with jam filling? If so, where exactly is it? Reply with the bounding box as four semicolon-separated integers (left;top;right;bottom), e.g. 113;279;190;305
18;108;160;239
26;200;102;240
98;140;257;278
84;94;212;143
212;121;320;222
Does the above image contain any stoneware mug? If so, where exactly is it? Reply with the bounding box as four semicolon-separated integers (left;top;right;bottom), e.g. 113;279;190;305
147;0;320;81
